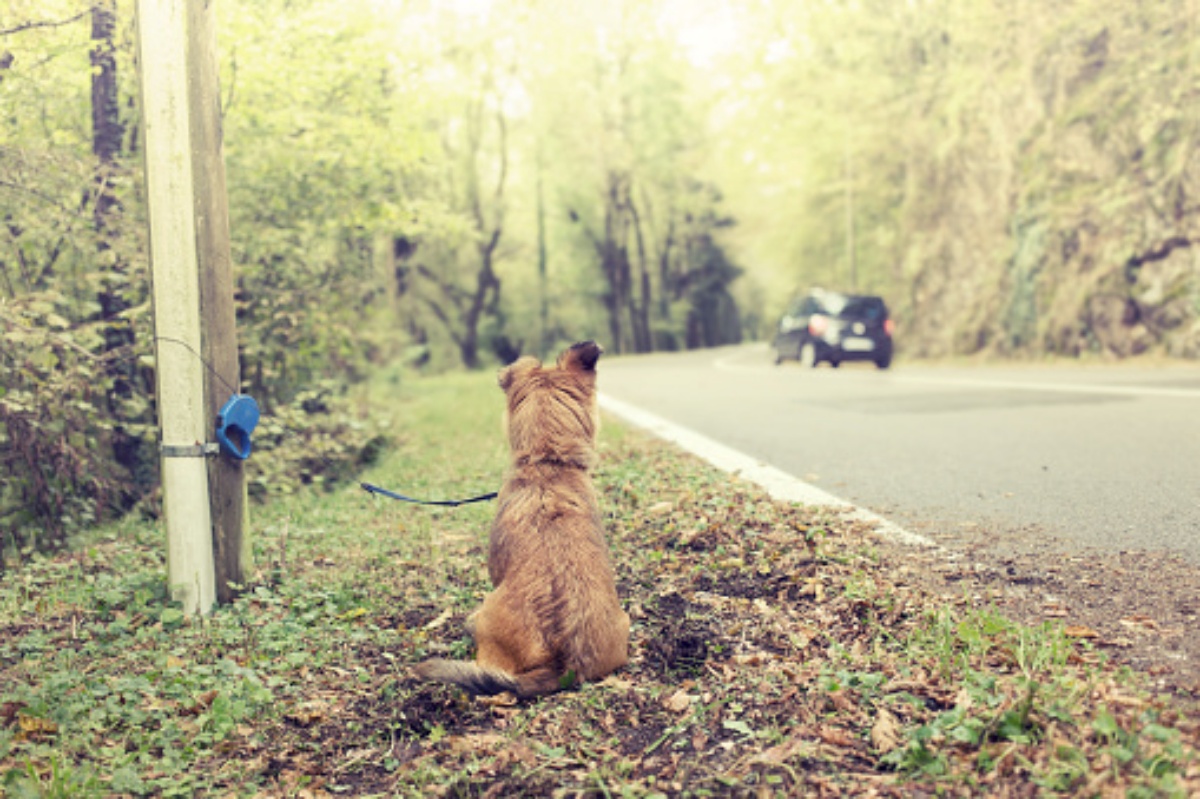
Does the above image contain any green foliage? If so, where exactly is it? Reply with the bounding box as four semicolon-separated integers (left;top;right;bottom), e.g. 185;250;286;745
721;0;1200;358
5;0;1197;561
220;0;433;387
0;369;1196;795
1;0;152;555
247;383;391;501
534;4;747;355
1;0;415;557
1;301;131;553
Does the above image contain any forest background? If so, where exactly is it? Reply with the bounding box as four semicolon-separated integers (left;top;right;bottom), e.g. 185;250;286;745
3;0;1199;556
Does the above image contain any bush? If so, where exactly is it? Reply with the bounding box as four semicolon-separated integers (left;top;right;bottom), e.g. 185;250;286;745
0;294;153;560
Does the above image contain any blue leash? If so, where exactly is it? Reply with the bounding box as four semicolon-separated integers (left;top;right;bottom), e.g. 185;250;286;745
150;336;497;508
359;482;498;507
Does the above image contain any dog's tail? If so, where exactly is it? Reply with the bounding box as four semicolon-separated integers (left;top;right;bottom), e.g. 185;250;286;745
413;659;565;699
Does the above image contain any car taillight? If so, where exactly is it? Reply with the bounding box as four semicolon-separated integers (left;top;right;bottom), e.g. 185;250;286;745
884;319;895;336
808;314;829;336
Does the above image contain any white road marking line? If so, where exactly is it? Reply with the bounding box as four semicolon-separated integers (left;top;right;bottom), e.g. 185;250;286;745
713;345;1200;400
599;392;938;549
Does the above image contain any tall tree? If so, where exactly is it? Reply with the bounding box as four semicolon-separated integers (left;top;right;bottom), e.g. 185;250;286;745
404;8;518;369
89;0;144;494
219;0;438;395
417;73;510;369
720;0;1200;357
544;0;744;354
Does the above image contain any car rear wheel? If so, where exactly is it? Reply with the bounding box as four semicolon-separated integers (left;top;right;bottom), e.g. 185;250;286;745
799;343;819;368
875;355;892;370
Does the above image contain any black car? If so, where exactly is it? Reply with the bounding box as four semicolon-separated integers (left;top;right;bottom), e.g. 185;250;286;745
773;290;893;369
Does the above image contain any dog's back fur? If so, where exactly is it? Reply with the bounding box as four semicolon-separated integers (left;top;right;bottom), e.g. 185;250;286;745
414;341;629;698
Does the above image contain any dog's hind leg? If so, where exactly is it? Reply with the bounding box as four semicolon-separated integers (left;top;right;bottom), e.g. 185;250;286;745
464;607;480;641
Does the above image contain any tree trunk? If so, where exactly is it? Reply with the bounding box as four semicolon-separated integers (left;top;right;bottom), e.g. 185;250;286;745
657;217;675;324
91;1;123;172
455;94;506;369
600;172;634;354
458;231;501;369
536;151;550;357
91;0;144;502
626;189;653;353
599;192;621;353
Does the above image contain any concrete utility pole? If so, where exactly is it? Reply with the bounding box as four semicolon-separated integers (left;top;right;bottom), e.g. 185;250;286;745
136;0;245;614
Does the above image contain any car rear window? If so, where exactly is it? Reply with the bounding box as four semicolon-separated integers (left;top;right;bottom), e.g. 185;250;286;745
837;296;887;320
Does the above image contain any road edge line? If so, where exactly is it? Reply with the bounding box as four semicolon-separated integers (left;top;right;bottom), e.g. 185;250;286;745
599;392;938;550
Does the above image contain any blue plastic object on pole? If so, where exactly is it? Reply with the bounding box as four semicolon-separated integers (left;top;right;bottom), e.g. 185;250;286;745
215;394;259;460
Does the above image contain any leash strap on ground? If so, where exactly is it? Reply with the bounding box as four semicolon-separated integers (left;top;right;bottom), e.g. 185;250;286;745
359;482;498;507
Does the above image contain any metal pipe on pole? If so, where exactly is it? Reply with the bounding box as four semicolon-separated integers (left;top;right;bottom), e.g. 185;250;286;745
135;0;216;616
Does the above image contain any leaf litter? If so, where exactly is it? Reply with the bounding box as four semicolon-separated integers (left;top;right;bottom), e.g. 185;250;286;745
2;419;1199;796
249;431;1199;796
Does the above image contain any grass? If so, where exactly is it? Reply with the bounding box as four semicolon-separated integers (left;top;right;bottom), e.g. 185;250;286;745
2;365;1199;796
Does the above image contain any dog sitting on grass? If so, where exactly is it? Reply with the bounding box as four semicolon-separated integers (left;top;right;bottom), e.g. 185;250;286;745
414;341;630;698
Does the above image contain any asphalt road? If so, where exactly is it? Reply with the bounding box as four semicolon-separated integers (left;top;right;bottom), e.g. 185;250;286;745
599;344;1200;561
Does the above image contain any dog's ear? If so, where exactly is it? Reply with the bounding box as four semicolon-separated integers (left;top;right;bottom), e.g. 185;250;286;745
558;341;603;373
498;356;540;392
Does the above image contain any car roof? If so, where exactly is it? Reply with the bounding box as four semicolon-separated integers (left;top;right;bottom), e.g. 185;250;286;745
805;289;884;302
795;290;887;306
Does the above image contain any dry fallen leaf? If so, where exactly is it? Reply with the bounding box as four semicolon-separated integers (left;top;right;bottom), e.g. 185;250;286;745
1064;625;1100;639
647;501;674;516
817;725;857;748
759;736;808;764
870;708;902;754
734;652;767;667
492;741;539;770
826;689;856;713
1119;615;1160;633
663;689;691;714
17;714;58;737
1105;692;1146;709
479;692;518;707
600;675;633;691
285;700;328;726
448;733;505;754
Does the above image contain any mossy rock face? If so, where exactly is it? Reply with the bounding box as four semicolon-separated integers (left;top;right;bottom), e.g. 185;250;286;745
1166;319;1200;358
1084;294;1156;357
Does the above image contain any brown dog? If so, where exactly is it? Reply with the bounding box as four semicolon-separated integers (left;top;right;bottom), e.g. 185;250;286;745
413;341;629;698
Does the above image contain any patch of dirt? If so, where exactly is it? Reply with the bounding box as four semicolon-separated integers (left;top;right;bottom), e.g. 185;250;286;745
638;592;724;677
872;524;1200;695
616;718;667;755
